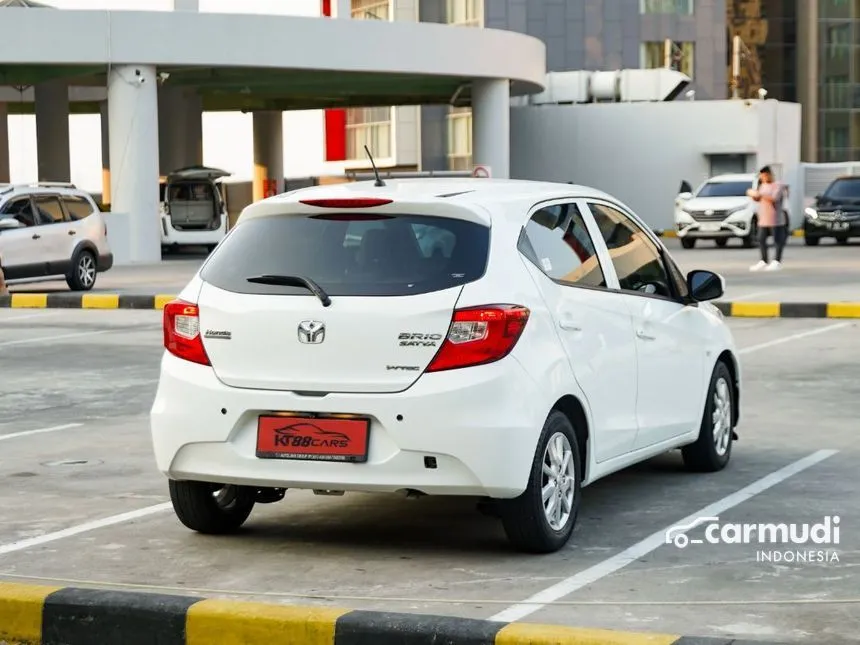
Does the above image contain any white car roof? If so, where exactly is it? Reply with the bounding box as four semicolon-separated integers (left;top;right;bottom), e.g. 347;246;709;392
705;173;755;183
243;178;626;225
0;183;91;200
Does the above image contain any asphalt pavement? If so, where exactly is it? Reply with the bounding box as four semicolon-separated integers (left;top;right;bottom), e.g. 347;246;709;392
6;238;860;304
0;308;858;643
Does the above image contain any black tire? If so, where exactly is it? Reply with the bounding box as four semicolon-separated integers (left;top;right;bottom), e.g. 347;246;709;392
837;237;849;245
804;235;820;246
680;237;696;249
682;361;734;473
499;411;582;554
715;238;728;247
169;480;256;534
65;249;97;291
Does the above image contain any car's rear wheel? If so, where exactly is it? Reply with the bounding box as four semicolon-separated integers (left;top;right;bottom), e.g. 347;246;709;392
169;480;256;534
499;411;581;553
66;250;97;291
682;361;734;473
804;235;820;246
680;237;696;249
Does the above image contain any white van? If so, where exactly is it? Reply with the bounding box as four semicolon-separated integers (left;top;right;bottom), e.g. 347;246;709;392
160;166;231;253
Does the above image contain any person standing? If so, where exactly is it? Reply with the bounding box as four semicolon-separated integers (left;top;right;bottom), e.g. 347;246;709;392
747;165;788;271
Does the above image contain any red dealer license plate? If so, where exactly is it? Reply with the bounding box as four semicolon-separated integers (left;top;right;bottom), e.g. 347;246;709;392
256;415;370;463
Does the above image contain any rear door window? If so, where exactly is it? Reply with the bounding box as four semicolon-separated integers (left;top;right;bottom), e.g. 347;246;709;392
32;194;66;224
200;212;490;297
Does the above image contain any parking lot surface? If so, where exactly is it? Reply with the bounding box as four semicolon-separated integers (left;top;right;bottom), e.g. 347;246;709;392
7;238;860;305
1;307;858;643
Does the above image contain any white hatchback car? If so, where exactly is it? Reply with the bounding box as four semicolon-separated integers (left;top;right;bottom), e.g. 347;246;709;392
151;178;741;553
0;183;113;291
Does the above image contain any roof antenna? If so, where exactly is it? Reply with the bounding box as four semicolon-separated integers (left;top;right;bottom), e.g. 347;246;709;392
364;145;386;187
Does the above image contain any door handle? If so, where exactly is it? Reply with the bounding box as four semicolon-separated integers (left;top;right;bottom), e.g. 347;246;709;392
31;233;40;240
68;230;76;236
636;329;656;341
559;319;582;332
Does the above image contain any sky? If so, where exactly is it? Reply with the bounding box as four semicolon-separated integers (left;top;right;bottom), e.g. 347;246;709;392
5;0;336;193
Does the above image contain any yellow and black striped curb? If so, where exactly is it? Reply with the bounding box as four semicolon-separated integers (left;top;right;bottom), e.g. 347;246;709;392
713;301;860;318
0;582;789;645
655;230;805;238
2;293;860;319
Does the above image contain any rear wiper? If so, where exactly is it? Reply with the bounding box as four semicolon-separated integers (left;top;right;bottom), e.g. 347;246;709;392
246;274;332;307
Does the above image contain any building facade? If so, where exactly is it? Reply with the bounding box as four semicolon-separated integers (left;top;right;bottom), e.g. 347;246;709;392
325;0;729;172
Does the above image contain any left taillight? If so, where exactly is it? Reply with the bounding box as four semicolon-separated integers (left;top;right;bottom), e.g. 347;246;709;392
426;305;530;373
163;299;210;366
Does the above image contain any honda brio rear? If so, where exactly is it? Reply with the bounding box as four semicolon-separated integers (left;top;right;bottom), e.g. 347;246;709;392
150;183;570;552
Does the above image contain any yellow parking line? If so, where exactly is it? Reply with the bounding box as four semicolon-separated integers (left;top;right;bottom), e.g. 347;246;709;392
826;303;860;318
0;582;61;644
186;600;347;645
10;293;48;308
731;302;780;317
81;293;120;309
495;623;681;645
154;294;176;310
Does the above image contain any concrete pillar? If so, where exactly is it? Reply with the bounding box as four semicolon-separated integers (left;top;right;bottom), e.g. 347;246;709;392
797;0;818;162
34;79;71;182
158;87;203;174
108;64;161;264
0;103;9;184
252;111;284;202
100;101;111;206
171;0;198;9
332;0;351;18
471;79;510;179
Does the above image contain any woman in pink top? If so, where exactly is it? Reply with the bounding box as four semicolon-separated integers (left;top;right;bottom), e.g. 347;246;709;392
747;165;788;271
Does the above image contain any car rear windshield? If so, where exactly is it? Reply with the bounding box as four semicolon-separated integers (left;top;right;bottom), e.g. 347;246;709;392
696;181;751;197
200;212;490;297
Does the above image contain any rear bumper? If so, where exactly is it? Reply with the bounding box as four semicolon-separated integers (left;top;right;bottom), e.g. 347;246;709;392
150;353;545;498
160;215;226;246
97;253;113;272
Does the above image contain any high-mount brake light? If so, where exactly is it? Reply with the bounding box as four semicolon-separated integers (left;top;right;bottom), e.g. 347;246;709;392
163;299;210;366
299;198;393;208
426;305;530;372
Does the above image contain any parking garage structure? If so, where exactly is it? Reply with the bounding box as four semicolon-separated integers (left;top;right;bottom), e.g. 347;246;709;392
0;3;546;263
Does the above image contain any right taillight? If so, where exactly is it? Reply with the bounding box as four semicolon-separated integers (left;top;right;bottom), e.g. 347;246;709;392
163;299;210;366
426;305;530;373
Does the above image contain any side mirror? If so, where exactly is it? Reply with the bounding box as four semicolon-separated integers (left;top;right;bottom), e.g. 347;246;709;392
679;180;693;194
687;269;724;302
0;218;23;231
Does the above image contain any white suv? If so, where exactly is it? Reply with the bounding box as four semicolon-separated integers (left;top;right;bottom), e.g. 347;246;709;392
151;178;741;553
674;173;791;249
0;183;113;291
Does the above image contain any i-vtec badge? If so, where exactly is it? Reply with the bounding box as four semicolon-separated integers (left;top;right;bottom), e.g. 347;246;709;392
387;365;420;371
204;329;232;340
399;332;443;347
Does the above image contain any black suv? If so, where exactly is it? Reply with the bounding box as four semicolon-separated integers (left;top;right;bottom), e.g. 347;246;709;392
804;175;860;246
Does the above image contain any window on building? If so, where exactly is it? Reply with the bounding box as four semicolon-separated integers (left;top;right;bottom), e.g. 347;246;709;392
446;0;483;26
346;106;392;160
641;41;695;78
351;0;390;20
447;106;472;171
639;0;694;15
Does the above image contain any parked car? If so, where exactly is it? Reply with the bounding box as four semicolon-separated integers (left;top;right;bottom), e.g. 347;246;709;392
160;166;231;253
150;178;741;553
674;173;791;248
0;182;113;291
803;175;860;246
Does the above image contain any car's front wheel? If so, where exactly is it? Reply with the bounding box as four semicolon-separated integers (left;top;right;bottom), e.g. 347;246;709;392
169;480;256;534
682;361;734;472
499;411;582;553
680;237;696;249
66;250;97;291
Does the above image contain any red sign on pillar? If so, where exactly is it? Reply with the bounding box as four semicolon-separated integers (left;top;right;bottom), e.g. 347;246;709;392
320;0;347;162
263;179;278;198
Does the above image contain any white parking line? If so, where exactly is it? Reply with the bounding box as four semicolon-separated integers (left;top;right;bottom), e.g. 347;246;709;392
489;449;838;623
0;311;65;322
0;503;172;557
738;321;853;355
730;289;780;301
0;423;83;442
0;329;117;347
